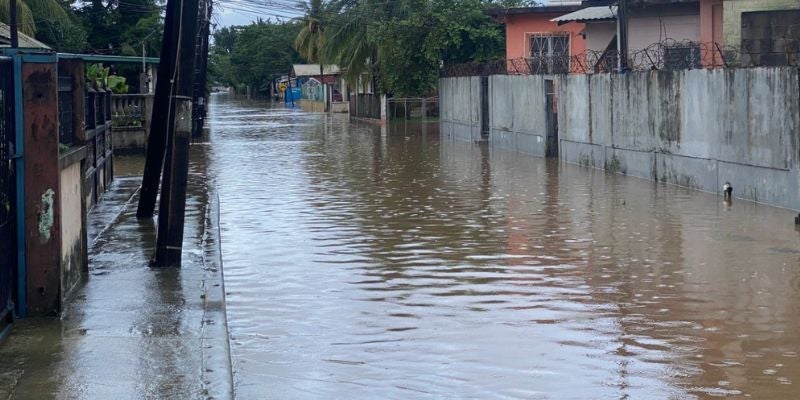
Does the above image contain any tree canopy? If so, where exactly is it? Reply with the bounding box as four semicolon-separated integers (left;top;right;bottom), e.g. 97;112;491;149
316;0;525;96
0;0;163;55
208;20;303;94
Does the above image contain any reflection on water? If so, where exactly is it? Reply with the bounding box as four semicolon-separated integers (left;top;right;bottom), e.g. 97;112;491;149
205;95;799;399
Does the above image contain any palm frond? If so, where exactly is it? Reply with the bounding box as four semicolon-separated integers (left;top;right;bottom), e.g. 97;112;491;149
0;0;36;35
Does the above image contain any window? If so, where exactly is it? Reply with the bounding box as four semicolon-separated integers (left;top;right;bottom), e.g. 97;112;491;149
528;33;570;74
663;44;701;70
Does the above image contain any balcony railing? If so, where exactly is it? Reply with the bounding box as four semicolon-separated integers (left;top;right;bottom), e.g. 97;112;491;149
111;94;151;128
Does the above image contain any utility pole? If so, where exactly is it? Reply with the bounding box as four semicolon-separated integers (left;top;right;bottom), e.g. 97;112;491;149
192;0;213;137
137;0;181;218
9;0;18;48
617;0;629;72
154;0;202;266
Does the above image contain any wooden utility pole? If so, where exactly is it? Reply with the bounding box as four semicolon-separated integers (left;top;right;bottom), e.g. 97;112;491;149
154;0;202;266
192;0;213;137
9;0;18;47
137;0;181;218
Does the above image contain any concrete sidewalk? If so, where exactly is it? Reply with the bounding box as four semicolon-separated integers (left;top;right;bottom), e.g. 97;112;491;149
0;176;233;399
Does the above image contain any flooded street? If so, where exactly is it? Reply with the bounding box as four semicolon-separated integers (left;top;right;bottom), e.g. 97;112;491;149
205;95;799;399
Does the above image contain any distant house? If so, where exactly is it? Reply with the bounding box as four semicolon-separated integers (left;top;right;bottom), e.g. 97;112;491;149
486;5;587;73
0;22;51;49
552;0;703;70
291;64;348;112
705;0;800;67
550;0;798;70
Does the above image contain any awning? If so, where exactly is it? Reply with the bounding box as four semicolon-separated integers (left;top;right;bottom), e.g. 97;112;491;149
551;6;617;24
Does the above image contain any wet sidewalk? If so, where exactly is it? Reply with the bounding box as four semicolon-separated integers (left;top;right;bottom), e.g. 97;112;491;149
0;176;233;399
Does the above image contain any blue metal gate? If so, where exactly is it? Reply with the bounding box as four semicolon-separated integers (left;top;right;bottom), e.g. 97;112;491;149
0;57;15;325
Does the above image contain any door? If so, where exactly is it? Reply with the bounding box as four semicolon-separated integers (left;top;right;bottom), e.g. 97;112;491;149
0;58;15;323
545;79;559;157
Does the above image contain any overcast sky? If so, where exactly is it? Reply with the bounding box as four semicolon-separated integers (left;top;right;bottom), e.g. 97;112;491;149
215;3;301;27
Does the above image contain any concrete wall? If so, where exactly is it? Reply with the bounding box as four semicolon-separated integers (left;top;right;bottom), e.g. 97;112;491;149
112;127;148;151
558;67;800;209
439;77;482;141
59;156;85;298
489;75;549;156
440;67;800;210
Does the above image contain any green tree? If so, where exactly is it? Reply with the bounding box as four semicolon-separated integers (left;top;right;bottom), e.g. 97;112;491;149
78;0;162;54
323;0;506;96
294;0;330;76
0;0;69;35
213;26;238;54
227;20;302;94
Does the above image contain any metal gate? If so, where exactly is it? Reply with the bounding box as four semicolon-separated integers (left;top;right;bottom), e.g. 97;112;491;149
0;58;16;324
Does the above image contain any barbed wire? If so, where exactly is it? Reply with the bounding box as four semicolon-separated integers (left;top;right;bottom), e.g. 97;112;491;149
442;40;800;77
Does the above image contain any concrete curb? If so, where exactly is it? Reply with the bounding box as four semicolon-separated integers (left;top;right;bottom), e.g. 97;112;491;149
199;190;235;399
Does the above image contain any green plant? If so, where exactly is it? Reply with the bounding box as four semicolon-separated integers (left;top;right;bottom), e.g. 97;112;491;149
108;75;129;94
86;63;110;89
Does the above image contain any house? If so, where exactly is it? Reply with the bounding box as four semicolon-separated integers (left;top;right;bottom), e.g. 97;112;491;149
553;0;703;70
0;22;51;49
486;5;587;73
291;64;349;112
707;0;800;67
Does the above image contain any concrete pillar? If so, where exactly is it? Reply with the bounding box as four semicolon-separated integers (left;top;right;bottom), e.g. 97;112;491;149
22;56;62;316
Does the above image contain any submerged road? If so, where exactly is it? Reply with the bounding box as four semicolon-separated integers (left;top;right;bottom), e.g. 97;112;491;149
204;95;799;399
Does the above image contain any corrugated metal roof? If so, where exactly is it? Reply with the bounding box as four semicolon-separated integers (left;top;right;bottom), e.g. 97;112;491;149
292;64;341;77
551;6;617;23
0;22;51;49
485;5;581;17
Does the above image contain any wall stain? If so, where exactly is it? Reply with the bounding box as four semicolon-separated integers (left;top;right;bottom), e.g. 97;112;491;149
38;188;55;243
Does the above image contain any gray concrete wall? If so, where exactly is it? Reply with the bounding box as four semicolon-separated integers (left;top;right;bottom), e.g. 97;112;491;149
440;67;800;210
59;155;85;299
489;75;549;156
441;75;550;155
439;77;482;141
558;67;800;209
112;127;148;151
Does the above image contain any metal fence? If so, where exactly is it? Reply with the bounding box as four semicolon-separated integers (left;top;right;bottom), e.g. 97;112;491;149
349;94;382;119
442;40;800;77
58;76;74;145
387;97;439;121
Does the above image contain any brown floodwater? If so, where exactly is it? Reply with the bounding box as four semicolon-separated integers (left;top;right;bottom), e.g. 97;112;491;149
204;94;799;399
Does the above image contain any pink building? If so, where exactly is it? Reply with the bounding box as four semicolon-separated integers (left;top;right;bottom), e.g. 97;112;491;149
487;6;587;73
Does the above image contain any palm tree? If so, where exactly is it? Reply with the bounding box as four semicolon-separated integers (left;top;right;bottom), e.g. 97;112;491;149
295;0;329;77
324;0;408;91
0;0;70;36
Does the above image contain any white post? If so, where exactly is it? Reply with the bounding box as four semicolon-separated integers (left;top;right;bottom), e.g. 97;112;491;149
380;94;388;121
